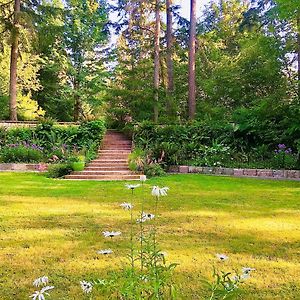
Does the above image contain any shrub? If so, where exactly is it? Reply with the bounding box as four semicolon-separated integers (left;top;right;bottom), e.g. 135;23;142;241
0;143;44;163
46;163;73;178
144;163;166;177
128;148;145;172
0;120;106;164
76;120;106;148
272;144;298;170
132;121;300;170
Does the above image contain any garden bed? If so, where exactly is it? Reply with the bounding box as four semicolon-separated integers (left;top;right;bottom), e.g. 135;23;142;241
129;122;300;172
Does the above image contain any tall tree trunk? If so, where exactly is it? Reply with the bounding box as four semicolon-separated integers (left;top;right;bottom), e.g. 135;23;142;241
297;14;300;101
188;0;196;120
153;0;160;123
166;0;174;116
73;80;80;122
126;0;135;70
9;0;21;121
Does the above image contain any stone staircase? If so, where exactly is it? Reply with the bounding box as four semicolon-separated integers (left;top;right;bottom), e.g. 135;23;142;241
65;130;140;181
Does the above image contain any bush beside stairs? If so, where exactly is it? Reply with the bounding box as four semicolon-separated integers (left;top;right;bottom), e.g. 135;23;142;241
65;130;140;181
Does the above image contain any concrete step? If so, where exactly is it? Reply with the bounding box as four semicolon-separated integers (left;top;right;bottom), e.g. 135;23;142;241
72;170;135;175
87;163;128;167
102;141;131;145
85;166;129;171
92;159;128;163
65;174;140;180
99;150;131;153
65;130;138;181
98;156;129;160
103;137;131;141
101;148;132;151
99;153;129;156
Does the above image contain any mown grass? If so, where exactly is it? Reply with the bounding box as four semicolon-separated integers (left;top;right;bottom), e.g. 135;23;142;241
0;173;299;299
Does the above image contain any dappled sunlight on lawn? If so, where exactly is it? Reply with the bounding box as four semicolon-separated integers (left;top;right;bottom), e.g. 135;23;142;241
0;173;299;299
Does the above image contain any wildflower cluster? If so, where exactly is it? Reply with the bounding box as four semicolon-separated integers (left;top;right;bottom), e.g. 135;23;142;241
8;142;44;151
274;144;292;155
137;212;155;223
77;175;178;298
273;143;296;169
29;174;255;299
30;276;54;300
207;253;256;298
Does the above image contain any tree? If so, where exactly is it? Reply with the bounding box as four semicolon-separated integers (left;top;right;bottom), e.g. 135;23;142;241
297;11;300;101
244;0;300;100
0;0;44;120
166;0;174;116
153;0;160;123
63;0;108;121
8;0;20;120
188;0;196;119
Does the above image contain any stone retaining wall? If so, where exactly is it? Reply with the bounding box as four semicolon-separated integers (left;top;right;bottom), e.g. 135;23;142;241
168;166;300;180
0;121;78;128
0;163;47;172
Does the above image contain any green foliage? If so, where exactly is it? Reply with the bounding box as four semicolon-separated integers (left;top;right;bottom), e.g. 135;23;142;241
132;121;300;170
128;148;166;177
0;120;106;163
0;144;44;163
46;163;73;178
202;268;240;300
85;183;178;299
144;163;166;178
76;120;106;148
128;148;145;172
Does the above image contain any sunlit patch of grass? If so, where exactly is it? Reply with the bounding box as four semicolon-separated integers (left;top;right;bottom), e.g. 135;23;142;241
0;173;299;299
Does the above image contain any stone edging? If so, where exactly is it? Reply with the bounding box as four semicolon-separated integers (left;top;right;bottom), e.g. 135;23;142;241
168;166;300;180
0;163;47;172
0;121;78;128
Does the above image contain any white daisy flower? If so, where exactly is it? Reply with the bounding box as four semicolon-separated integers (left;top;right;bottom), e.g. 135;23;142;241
33;276;49;287
120;202;133;210
136;212;155;223
158;251;167;257
240;267;255;280
80;281;93;294
240;273;251;280
125;184;140;190
151;186;169;197
136;218;147;223
30;286;54;300
97;249;113;255
140;175;147;182
242;267;255;274
216;253;229;261
102;231;121;238
142;212;155;220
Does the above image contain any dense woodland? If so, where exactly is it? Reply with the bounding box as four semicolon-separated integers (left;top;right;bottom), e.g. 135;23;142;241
0;0;299;168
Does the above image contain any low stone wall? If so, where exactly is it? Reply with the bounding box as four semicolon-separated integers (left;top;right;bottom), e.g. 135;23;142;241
168;166;300;180
0;163;47;172
0;121;78;128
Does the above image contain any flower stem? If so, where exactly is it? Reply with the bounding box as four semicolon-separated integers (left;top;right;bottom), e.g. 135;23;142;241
130;189;134;270
140;189;144;272
153;195;159;294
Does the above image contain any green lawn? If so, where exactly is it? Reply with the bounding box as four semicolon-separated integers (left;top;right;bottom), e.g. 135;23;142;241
0;173;299;299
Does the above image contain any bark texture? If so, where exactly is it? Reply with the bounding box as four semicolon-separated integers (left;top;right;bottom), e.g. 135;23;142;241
188;0;196;120
297;14;300;100
166;0;174;116
153;0;160;123
9;0;20;121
